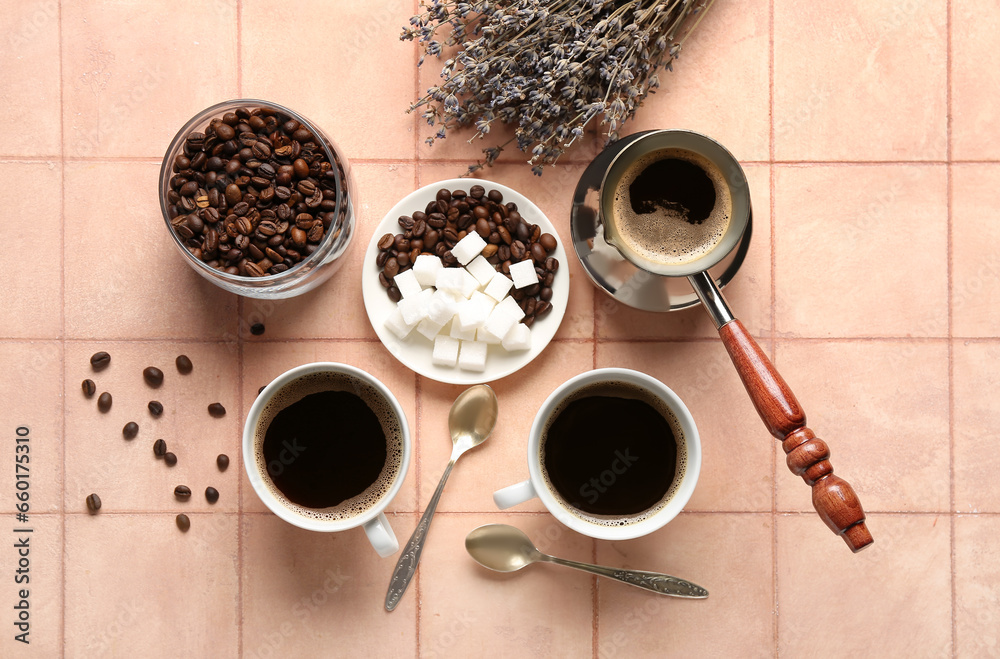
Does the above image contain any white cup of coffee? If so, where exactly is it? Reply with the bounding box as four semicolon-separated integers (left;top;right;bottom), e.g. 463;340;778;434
243;362;410;557
493;368;700;540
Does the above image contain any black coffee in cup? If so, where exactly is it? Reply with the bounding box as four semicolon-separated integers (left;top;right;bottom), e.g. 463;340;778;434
609;147;732;266
539;381;686;523
252;372;404;520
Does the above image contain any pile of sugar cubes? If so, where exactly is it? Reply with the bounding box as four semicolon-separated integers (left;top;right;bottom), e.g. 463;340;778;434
383;231;541;372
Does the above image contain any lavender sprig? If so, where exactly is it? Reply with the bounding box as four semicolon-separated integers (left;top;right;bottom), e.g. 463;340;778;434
403;0;715;175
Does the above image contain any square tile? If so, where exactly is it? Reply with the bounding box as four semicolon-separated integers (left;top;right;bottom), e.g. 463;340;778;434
774;0;947;161
774;165;947;338
955;515;1000;656
242;512;417;657
420;513;593;658
64;342;241;513
419;342;594;513
63;161;238;340
597;341;773;512
2;3;61;156
0;515;62;656
240;163;416;341
61;0;238;158
65;513;238;658
418;162;595;340
599;164;772;340
954;341;1000;512
597;513;772;658
775;340;949;513
242;0;415;161
240;341;418;514
952;3;1000;159
777;514;951;656
624;0;771;162
952;165;1000;337
0;162;62;338
0;342;63;512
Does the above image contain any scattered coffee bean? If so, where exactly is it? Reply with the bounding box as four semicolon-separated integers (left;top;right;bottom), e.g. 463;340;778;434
148;401;164;417
205;487;220;504
176;514;191;532
175;354;193;374
164;452;178;467
86;493;102;514
82;379;96;398
90;351;111;371
143;366;164;388
208;402;226;418
257;386;266;396
250;323;265;335
153;439;167;457
174;485;192;501
97;392;113;413
122;422;139;440
217;454;230;471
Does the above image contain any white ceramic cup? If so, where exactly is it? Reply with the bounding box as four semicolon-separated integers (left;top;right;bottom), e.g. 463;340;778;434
243;362;410;557
493;368;701;541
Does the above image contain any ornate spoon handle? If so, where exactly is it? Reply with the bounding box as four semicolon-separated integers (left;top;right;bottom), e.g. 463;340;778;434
541;555;708;598
385;460;456;611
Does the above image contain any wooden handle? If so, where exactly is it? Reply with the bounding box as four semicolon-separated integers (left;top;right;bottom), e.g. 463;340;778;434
718;319;873;552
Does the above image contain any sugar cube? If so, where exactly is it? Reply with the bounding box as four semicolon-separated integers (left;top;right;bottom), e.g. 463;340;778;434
495;295;526;322
452;232;487;265
427;289;459;325
393;268;423;299
483;272;514;301
412;254;444;287
397;296;425;326
508;260;538;289
465;255;497;286
384;307;416;339
449;319;477;341
477;327;503;344
457;292;495;331
501;322;532;351
435;267;466;295
458;340;488;372
432;336;460;368
458;268;481;299
482;296;525;339
416;317;445;341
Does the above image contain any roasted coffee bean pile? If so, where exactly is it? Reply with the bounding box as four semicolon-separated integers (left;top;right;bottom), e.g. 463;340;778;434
376;185;559;326
164;106;345;277
81;351;227;529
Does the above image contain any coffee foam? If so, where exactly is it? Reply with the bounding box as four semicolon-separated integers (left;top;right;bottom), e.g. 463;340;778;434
538;381;688;528
611;147;732;266
252;371;403;522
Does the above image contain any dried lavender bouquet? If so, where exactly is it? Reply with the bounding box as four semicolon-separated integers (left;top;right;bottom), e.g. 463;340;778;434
403;0;715;175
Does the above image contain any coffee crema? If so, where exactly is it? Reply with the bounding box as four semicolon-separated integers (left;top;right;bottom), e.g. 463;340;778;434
610;147;731;266
538;381;686;527
252;372;404;522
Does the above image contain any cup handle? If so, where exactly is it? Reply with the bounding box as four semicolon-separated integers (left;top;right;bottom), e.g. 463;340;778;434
363;512;399;557
493;480;538;510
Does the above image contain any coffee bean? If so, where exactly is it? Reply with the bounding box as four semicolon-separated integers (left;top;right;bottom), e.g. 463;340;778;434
148;400;163;417
545;257;559;272
250;323;265;335
377;233;394;250
469;185;485;198
123;422;139;440
205;487;220;504
257;385;266;395
82;379;96;398
153;439;167;457
540;233;557;252
86;493;102;514
143;366;164;388
174;485;192;501
530;242;547;263
208;403;227;418
217;454;230;471
176;514;191;532
540;286;553;301
97;392;112;413
90;351;111;371
164;452;177;467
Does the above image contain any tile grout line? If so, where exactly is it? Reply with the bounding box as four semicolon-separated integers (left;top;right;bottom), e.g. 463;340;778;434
946;1;956;656
58;0;67;654
235;5;244;658
768;0;779;654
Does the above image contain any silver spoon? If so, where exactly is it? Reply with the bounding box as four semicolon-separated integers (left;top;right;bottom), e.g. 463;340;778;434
385;384;499;611
465;524;708;598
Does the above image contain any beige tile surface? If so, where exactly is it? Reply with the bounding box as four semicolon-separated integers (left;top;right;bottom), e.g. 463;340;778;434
3;2;62;157
953;340;1000;513
954;515;1000;657
952;164;1000;337
952;3;1000;160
